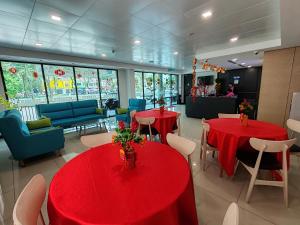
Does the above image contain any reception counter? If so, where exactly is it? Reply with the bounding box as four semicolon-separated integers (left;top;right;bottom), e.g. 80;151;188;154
185;96;238;119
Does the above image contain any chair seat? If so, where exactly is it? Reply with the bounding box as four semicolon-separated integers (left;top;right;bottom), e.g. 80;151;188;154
236;150;282;170
140;126;159;136
290;144;300;153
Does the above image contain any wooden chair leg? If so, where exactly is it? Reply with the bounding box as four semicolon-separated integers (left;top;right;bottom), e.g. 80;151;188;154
283;169;288;207
212;151;215;158
219;168;223;177
202;148;206;171
246;171;258;202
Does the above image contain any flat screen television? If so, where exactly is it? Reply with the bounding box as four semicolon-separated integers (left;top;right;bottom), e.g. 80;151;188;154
197;75;214;86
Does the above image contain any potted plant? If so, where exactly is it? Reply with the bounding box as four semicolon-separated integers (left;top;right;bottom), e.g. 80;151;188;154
112;121;146;169
239;99;254;126
156;96;166;114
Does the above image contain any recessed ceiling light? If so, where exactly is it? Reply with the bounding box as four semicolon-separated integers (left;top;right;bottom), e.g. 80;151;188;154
231;58;238;62
101;53;106;57
202;10;213;19
35;43;43;47
173;51;179;55
51;15;61;21
248;65;252;68
134;40;141;45
241;63;246;65
230;36;239;42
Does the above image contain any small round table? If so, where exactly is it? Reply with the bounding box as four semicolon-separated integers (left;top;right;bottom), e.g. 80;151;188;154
47;142;198;225
207;118;288;176
135;109;178;144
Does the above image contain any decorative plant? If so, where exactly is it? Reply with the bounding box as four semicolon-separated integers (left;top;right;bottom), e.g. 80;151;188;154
239;99;254;116
112;121;145;151
156;96;166;107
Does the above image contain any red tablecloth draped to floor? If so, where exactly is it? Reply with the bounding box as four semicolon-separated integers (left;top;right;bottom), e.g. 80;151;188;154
207;118;288;176
134;110;178;144
48;142;198;225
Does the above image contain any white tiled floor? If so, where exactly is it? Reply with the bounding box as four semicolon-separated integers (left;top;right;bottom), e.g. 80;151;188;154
1;105;300;225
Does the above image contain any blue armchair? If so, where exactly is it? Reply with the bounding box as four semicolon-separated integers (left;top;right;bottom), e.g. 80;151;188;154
115;99;146;124
0;110;65;164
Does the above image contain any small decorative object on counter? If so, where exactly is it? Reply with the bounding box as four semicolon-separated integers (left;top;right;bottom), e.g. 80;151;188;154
112;121;146;169
157;96;166;114
239;99;254;127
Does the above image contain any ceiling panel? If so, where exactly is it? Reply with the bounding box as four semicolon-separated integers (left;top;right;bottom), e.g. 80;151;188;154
0;0;34;16
28;19;69;36
31;2;79;27
24;30;60;44
37;0;95;16
115;16;155;36
0;10;29;29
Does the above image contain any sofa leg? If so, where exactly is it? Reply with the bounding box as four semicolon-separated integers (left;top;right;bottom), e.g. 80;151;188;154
19;160;25;167
55;150;62;157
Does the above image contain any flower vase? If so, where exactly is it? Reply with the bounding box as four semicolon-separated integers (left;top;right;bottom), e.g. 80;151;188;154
159;106;165;114
240;114;249;127
120;148;136;169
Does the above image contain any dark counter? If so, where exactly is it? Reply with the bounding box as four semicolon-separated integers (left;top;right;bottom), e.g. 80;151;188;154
185;96;237;119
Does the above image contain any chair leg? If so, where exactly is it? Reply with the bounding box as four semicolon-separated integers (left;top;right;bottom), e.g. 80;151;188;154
219;168;223;177
212;151;215;158
246;171;258;203
202;148;206;171
283;169;288;207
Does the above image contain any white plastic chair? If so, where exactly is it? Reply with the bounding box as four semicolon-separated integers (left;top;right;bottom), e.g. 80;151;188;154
222;202;239;225
237;138;296;206
136;117;157;141
218;113;240;119
13;174;46;225
167;133;196;167
201;119;223;176
173;112;181;136
80;131;117;148
286;119;300;159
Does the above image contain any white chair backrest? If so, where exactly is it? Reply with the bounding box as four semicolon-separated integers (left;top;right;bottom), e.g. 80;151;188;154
135;117;155;125
218;113;240;119
167;133;196;157
13;174;46;225
201;119;210;144
287;119;300;133
80;131;117;148
222;202;239;225
130;110;137;120
249;138;296;153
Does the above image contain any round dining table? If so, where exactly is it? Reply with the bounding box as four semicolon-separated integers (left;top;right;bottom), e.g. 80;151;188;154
134;109;178;144
47;142;198;225
207;118;288;176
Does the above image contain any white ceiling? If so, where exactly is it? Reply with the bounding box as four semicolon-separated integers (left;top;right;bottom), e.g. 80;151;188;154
0;0;283;70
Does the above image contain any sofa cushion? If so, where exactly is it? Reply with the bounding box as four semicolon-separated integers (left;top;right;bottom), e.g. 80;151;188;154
52;118;77;127
75;114;104;123
116;108;128;115
96;108;103;114
5;110;30;135
26;118;52;130
73;107;96;117
37;102;72;113
43;110;74;120
29;126;59;135
71;100;98;109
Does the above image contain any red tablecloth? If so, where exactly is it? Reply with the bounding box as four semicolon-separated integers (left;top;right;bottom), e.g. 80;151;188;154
134;110;178;144
207;118;288;176
48;142;198;225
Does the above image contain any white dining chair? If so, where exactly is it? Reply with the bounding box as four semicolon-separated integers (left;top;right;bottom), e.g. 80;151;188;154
13;174;46;225
167;133;196;168
129;110;137;127
200;119;224;176
237;137;296;206
80;131;117;148
136;117;158;141
286;119;300;160
218;113;240;119
222;202;239;225
172;112;181;136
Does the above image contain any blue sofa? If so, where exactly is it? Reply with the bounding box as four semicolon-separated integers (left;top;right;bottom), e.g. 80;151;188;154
36;100;107;128
116;98;146;124
0;110;65;163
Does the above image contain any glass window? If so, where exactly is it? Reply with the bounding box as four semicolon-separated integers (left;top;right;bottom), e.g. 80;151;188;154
43;65;76;103
134;72;143;99
99;69;118;106
74;67;100;105
143;73;154;109
154;73;163;108
171;75;179;105
162;74;172;106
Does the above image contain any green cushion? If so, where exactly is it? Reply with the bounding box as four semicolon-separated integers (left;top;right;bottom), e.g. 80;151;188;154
116;108;128;115
26;118;52;130
96;108;104;114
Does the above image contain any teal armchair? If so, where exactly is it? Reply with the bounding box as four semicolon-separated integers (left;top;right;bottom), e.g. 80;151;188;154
0;110;65;164
115;99;146;124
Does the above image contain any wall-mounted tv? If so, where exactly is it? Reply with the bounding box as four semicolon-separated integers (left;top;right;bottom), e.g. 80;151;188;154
197;75;214;86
